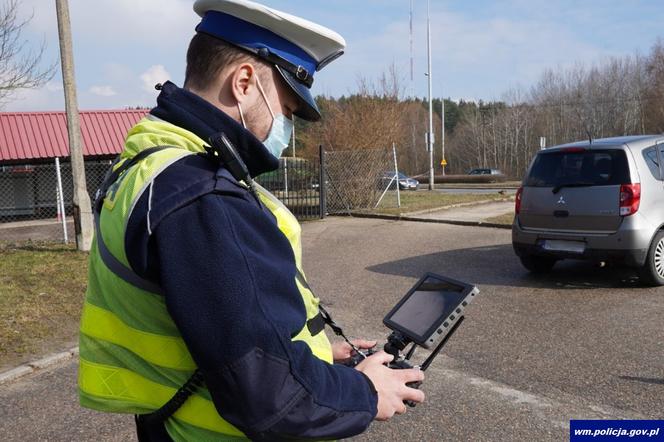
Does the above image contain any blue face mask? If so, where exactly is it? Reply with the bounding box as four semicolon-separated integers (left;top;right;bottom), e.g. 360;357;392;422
237;75;293;160
262;113;293;160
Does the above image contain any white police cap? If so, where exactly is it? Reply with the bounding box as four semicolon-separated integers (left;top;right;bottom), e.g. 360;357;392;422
193;0;346;121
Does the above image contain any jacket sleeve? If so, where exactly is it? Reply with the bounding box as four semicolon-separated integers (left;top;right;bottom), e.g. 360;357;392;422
151;192;378;441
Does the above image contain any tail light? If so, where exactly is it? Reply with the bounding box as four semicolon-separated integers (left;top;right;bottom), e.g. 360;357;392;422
515;187;523;215
619;184;641;216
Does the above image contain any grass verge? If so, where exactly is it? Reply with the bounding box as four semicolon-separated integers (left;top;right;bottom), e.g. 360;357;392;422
374;191;510;215
0;241;87;371
484;212;516;226
435;181;522;189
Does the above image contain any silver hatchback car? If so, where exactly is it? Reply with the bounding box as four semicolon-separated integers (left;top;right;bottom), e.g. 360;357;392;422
512;135;664;286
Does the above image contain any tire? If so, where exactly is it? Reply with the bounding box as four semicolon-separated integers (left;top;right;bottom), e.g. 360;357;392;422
639;231;664;287
519;254;556;273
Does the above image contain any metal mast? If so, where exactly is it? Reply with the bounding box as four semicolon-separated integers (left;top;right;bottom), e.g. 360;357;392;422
442;96;446;176
427;0;434;190
410;0;414;89
409;0;417;171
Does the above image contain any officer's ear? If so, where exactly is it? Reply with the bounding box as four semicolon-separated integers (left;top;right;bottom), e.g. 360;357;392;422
230;62;257;105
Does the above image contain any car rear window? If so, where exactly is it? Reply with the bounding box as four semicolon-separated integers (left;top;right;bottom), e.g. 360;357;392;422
525;149;630;187
643;147;661;180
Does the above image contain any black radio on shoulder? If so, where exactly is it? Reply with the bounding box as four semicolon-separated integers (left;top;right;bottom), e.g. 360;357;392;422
205;132;262;203
205;132;252;184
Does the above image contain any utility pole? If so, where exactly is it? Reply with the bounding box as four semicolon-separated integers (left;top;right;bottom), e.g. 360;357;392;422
409;0;417;173
56;0;93;251
426;0;434;190
409;0;414;91
442;97;446;176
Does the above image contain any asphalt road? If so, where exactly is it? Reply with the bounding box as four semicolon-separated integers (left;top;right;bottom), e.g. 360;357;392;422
1;217;662;441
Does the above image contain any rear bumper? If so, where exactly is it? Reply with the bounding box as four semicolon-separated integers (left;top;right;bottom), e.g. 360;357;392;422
512;242;647;266
512;216;653;267
399;182;419;190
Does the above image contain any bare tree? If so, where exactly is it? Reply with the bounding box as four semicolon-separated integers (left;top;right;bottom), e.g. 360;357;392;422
645;38;664;132
302;64;409;152
0;0;55;106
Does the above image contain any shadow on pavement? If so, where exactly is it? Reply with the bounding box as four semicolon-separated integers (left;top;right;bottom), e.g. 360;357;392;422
366;244;644;290
618;376;664;386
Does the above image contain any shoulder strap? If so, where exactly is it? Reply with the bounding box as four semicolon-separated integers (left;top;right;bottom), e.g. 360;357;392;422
93;146;177;295
94;146;174;213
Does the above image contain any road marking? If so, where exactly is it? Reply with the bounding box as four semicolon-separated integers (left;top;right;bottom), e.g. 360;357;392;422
432;363;647;430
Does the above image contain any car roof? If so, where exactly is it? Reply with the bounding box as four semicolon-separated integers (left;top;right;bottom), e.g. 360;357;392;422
546;135;664;152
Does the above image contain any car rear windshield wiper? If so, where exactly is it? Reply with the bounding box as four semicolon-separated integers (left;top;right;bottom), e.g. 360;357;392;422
551;182;595;194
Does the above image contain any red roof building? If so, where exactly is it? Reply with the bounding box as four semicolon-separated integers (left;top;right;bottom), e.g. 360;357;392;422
0;109;148;164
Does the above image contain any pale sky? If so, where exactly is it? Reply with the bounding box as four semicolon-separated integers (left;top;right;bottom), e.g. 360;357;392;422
5;0;664;111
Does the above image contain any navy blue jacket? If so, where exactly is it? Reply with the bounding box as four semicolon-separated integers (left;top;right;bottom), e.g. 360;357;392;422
125;82;377;440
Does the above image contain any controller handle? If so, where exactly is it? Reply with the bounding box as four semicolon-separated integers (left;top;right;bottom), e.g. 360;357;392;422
344;347;378;367
404;381;422;408
388;359;422;408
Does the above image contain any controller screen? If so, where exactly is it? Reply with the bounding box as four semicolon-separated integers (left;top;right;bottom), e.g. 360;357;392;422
388;276;466;338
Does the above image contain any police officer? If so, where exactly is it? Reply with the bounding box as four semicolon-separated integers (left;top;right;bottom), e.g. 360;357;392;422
78;1;424;440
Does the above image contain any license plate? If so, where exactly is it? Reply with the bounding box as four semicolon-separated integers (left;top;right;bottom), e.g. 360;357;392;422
542;240;585;254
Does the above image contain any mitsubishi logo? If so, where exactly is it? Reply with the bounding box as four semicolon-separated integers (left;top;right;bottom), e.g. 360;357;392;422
557;196;566;205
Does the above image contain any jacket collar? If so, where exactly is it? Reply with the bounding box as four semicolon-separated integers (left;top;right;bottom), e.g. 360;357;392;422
150;81;279;177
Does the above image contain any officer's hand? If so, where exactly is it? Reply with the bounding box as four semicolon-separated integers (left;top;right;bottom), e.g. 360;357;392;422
332;339;377;363
354;351;425;420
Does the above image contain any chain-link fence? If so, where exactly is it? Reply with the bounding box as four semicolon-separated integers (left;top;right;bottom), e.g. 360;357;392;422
0;147;403;242
256;157;323;220
323;147;400;214
0;155;325;243
0;160;112;243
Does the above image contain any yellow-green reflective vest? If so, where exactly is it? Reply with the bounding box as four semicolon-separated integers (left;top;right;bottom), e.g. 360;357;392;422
79;117;333;442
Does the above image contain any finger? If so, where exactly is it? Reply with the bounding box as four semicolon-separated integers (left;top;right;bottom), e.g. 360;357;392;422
394;401;408;415
352;339;377;349
399;368;425;383
367;350;394;365
401;387;425;404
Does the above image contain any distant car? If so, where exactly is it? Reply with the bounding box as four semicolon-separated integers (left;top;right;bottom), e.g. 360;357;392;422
512;135;664;286
380;171;419;190
468;168;503;175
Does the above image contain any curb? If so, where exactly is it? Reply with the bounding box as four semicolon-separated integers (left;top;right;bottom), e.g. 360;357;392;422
341;212;513;230
335;199;515;230
403;198;514;216
0;218;74;230
0;346;79;385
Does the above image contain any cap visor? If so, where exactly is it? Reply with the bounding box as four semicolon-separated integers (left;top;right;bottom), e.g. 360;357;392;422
275;66;321;122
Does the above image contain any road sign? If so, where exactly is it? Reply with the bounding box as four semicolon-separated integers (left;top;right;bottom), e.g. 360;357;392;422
440;159;447;166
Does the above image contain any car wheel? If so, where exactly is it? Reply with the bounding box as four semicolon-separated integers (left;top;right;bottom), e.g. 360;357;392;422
519;255;556;273
639;230;664;287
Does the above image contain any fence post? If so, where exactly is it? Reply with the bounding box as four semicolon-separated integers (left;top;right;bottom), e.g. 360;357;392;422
319;145;326;219
393;142;401;208
55;157;69;244
283;157;289;198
